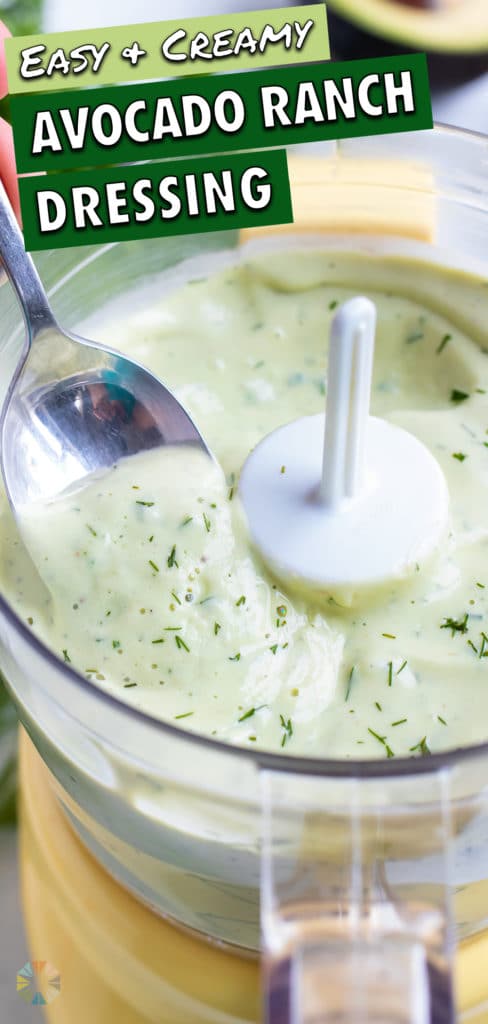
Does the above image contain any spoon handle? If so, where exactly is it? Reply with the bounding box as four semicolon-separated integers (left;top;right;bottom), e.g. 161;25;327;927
0;179;57;341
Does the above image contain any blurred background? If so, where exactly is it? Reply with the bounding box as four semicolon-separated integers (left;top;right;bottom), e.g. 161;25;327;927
0;0;487;128
0;0;487;1020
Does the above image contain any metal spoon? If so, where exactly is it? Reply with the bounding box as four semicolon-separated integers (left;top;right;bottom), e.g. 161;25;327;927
0;180;209;510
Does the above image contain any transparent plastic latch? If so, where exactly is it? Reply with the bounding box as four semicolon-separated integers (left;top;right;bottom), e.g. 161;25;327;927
261;768;455;1024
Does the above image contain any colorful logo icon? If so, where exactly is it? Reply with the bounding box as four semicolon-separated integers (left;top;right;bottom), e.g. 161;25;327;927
16;961;61;1006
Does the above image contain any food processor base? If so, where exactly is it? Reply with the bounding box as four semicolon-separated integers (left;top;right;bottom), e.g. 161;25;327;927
16;730;488;1023
18;729;259;1024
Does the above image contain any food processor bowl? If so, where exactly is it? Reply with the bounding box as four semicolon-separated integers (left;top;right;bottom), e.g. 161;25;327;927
1;125;488;1022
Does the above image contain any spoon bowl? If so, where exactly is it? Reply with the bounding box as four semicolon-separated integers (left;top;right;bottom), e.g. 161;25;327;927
0;181;209;510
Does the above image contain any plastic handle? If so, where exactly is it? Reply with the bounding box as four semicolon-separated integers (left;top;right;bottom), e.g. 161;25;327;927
261;768;455;1024
321;297;376;509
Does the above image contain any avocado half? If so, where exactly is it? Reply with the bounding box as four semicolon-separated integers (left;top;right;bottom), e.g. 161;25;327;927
326;0;488;54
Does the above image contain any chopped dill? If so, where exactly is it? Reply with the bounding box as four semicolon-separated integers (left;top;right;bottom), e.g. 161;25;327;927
167;545;178;568
280;715;293;747
441;613;469;636
410;736;431;756
148;560;159;573
175;635;190;652
238;705;267;723
480;633;488;659
437;334;452;354
450;389;469;404
368;727;395;758
345;666;356;702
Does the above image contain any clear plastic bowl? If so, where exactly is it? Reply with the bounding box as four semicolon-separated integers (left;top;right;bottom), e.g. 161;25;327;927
2;125;488;1018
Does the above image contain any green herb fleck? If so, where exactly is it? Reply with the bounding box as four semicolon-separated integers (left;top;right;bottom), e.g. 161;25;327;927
171;591;181;606
397;660;407;675
214;622;221;635
410;736;431;756
136;500;155;507
236;595;246;607
181;515;193;527
329;300;338;311
387;661;393;687
441;613;469;636
175;635;190;653
203;512;211;532
112;640;121;649
345;666;356;702
167;545;178;568
391;718;407;727
406;331;424;344
270;644;278;655
452;452;468;462
229;653;241;662
450;389;469;404
87;525;97;537
124;682;137;689
62;649;71;663
382;633;396;639
149;559;159;573
175;712;194;719
280;715;293;747
437;334;452;354
238;705;267;723
151;638;165;644
438;715;447;726
480;633;488;659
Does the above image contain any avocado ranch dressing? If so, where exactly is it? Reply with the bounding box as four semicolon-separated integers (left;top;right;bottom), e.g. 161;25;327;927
2;248;488;760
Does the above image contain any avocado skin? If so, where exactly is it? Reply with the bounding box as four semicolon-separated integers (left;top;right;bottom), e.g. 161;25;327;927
327;9;488;77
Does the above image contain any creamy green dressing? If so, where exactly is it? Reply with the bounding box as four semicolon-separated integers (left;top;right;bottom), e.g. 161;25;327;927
2;248;488;759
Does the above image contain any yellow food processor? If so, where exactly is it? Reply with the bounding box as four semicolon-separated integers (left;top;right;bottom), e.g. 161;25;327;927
2;125;488;1023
